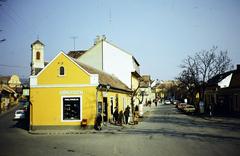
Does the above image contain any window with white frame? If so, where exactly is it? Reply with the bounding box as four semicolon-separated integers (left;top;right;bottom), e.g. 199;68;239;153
62;96;81;121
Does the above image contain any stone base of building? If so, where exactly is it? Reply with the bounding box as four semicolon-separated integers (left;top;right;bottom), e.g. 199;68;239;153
30;125;94;131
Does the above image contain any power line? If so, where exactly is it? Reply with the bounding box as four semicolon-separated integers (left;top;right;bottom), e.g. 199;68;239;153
0;64;28;68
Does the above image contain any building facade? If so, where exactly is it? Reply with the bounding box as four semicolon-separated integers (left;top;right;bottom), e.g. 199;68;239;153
205;65;240;115
30;52;131;130
74;36;141;90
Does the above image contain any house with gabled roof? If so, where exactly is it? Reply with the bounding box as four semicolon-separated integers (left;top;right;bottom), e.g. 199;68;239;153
67;36;141;91
30;51;132;130
205;64;240;115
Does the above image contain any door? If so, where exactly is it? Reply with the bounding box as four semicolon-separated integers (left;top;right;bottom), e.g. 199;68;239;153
103;97;108;122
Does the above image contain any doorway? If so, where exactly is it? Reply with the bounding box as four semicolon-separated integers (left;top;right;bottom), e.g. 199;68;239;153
103;97;108;122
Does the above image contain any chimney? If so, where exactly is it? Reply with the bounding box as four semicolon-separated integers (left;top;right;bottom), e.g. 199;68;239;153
94;35;106;45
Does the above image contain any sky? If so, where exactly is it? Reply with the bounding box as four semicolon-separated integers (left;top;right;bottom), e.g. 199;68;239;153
0;0;240;80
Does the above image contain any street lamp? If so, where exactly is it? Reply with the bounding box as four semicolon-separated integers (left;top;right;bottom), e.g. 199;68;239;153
106;84;111;91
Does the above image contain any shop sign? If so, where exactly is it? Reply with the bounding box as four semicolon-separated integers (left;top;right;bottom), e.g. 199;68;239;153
60;90;83;95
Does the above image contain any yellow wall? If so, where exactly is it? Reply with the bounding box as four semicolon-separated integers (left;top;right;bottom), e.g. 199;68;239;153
30;87;97;126
97;90;131;121
30;52;131;129
38;54;90;85
131;75;139;90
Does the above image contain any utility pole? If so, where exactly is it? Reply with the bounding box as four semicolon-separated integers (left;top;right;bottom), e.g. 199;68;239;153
70;36;78;51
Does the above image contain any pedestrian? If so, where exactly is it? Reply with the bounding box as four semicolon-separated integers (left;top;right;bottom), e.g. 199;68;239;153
154;99;158;107
135;105;139;117
94;113;102;130
118;110;123;126
134;105;139;124
147;100;151;107
124;105;130;124
113;107;119;125
209;105;212;117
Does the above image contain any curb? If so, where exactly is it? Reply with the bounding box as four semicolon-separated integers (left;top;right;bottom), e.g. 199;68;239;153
27;107;152;135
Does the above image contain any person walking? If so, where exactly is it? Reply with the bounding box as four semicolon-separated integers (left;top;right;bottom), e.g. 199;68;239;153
124;105;130;124
154;99;158;107
118;110;123;126
113;107;119;125
95;113;102;130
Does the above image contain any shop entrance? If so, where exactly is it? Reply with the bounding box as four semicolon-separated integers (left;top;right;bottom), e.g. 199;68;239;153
103;97;108;122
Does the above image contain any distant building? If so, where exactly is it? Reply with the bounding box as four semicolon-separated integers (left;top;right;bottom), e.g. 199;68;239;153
139;75;155;104
0;75;22;89
0;83;17;112
205;64;240;115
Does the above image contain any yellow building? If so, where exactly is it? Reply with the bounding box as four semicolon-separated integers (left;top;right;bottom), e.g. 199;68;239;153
30;52;131;130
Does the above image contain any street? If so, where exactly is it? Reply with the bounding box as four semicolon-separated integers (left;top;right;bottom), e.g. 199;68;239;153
0;104;240;156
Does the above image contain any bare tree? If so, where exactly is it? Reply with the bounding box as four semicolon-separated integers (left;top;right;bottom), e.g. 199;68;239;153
177;46;233;107
130;77;144;123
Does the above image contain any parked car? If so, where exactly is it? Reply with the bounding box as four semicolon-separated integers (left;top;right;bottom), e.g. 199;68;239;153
183;105;196;114
14;110;25;120
164;100;171;105
177;103;187;110
173;100;179;105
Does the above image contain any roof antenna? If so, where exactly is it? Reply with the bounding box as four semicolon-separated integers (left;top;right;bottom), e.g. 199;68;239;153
70;36;78;51
37;34;39;40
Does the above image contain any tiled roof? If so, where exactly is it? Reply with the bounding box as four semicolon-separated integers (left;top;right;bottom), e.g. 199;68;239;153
207;68;240;88
0;76;10;84
70;57;131;92
0;84;16;93
140;75;152;88
67;50;86;59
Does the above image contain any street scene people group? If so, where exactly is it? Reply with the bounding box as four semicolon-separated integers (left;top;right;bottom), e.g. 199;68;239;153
113;105;131;125
95;98;160;130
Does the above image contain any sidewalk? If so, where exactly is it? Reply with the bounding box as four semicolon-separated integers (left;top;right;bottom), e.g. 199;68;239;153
29;106;154;135
28;122;139;135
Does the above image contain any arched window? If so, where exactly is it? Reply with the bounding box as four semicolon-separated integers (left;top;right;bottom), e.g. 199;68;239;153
36;51;41;60
59;66;65;76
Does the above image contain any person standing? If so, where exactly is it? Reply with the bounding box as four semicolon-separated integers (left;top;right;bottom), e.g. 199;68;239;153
154;99;158;107
95;113;102;130
113;107;119;125
118;110;123;126
124;105;130;124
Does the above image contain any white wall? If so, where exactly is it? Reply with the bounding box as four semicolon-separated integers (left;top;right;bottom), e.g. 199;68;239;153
103;41;134;88
78;42;103;71
32;43;44;69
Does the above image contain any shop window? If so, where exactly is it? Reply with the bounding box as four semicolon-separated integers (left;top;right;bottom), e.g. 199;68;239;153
62;97;81;121
59;66;65;76
36;51;40;60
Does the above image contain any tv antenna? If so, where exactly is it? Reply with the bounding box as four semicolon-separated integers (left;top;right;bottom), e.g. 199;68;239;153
70;36;78;51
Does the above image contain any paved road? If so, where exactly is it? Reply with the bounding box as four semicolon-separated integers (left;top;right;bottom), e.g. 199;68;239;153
0;104;240;156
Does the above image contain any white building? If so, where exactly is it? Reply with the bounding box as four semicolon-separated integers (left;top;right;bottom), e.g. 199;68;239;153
74;36;141;90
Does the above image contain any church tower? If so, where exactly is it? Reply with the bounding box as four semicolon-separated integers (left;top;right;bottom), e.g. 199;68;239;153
31;40;45;75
